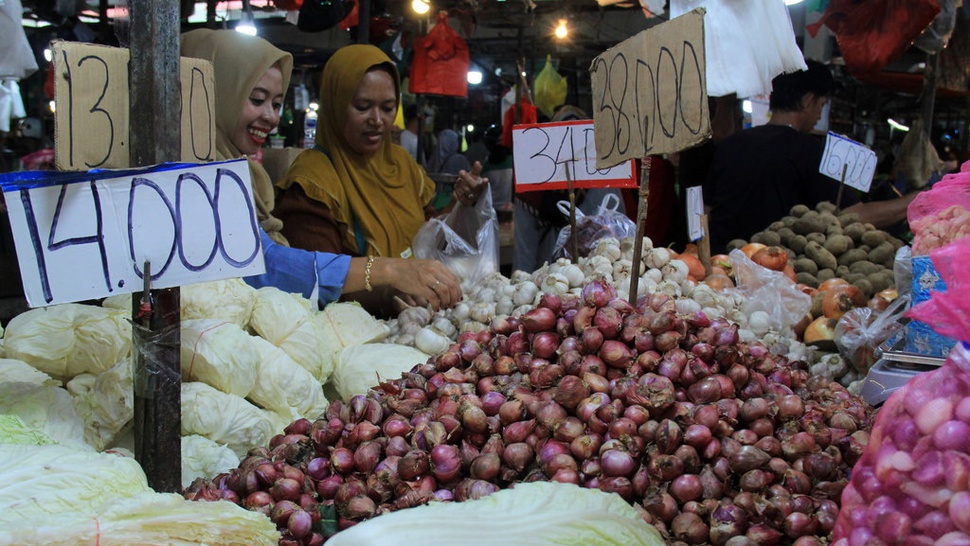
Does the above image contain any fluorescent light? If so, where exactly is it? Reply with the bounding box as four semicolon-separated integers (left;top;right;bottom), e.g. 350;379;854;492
467;70;483;85
742;100;753;114
784;0;804;5
887;118;910;132
236;19;257;35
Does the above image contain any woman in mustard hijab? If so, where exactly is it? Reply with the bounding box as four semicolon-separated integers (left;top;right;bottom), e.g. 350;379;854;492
276;44;484;312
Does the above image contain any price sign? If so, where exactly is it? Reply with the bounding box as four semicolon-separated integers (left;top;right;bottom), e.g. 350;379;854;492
52;40;215;171
589;8;710;169
1;159;265;307
511;120;636;192
819;132;878;192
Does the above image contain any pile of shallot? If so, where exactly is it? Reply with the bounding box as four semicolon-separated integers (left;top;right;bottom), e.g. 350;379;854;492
186;278;873;545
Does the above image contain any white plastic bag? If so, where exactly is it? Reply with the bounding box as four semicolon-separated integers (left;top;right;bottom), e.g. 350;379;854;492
413;188;499;292
553;193;636;260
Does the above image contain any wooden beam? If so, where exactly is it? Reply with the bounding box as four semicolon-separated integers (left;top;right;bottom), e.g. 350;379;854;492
129;0;182;494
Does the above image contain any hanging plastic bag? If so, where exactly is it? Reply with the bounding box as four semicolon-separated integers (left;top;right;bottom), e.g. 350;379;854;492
534;55;567;118
807;0;941;76
409;11;469;98
552;193;636;260
729;249;811;333
832;237;970;545
915;0;958;54
412;187;499;292
907;161;970;255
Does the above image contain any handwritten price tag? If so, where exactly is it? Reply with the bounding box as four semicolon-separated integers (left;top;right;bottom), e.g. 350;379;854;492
0;159;264;307
511;120;636;192
819;132;877;192
589;9;710;169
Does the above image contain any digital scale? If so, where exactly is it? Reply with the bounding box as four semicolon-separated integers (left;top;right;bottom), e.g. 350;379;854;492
859;334;947;407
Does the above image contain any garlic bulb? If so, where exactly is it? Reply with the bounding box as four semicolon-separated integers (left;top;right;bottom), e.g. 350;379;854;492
432;316;457;338
415;326;452;355
661;260;689;284
645;247;670;269
593;237;621;261
469;301;496;323
496;295;515;316
512;281;540;306
460;321;488;334
510;270;532;284
559;264;585;288
644;267;663;285
541;272;570;295
611;259;632;281
451;302;471;322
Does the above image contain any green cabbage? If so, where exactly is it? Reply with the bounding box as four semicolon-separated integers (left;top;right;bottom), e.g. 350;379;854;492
248;336;329;421
66;358;134;451
0;443;150;525
181;434;240;490
181;319;259;398
248;287;329;380
181;381;275;458
324;481;664;546
0;382;87;448
0;357;61;387
1;491;279;546
0;414;54;445
181;278;257;328
314;302;390;383
2;304;130;380
331;343;430;402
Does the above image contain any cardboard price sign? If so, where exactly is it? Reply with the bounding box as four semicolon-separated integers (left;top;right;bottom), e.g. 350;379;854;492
511;120;636;192
589;9;710;169
0;159;265;307
52;40;216;171
819;132;878;192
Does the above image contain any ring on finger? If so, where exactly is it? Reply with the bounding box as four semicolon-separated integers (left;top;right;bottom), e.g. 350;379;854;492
432;279;441;289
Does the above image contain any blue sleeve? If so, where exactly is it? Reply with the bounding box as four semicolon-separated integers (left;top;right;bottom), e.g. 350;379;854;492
243;230;351;308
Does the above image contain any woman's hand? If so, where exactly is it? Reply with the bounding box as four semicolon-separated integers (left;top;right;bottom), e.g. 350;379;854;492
453;161;489;207
387;258;463;310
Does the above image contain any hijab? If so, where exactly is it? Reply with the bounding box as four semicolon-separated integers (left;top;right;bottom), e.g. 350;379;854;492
277;45;434;258
429;129;462;174
180;28;293;245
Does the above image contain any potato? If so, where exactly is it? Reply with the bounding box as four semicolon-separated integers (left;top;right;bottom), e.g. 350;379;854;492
854;278;874;298
752;230;781;246
838;212;861;227
836;264;850;278
811;291;825;317
726;239;747;252
816;201;838;214
823;234;853;256
861;230;887;248
789;234;808;254
777;227;796;245
805;241;838;271
790;204;810;217
837;248;868;267
869;271;894;293
818;212;840;228
843;222;866;243
793;257;819;275
826;224;843;237
849;260;882;276
807;232;827;245
796;272;819;287
768;220;786;231
816;268;835;283
792;216;825;235
869;242;896;267
844;272;865;284
782;216;797;228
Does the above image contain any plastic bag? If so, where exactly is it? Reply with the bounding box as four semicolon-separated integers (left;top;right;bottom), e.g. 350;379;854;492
830;341;970;545
907;161;970;255
807;0;941;76
728;249;811;332
834;294;909;374
409;11;469;98
906;236;970;343
413;187;499;292
534;55;567;118
915;0;958;54
552;193;636;260
894;245;913;297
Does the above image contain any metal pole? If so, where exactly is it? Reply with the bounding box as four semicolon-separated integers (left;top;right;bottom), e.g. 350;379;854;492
129;0;182;494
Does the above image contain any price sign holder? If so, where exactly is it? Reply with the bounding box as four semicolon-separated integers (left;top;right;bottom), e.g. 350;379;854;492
589;9;711;302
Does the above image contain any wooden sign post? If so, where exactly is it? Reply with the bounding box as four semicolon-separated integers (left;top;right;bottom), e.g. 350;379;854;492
589;9;711;302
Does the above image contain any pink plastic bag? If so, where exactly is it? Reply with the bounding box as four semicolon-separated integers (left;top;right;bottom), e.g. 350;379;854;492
832;237;970;544
907;161;970;255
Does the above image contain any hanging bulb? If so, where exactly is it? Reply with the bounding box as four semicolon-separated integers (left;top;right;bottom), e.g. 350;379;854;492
554;19;568;40
412;0;431;14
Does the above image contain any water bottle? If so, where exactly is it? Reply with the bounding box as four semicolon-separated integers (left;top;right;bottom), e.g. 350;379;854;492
303;109;317;148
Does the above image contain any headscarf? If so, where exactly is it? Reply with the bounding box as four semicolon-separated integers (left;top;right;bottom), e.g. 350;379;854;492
180;29;293;245
277;45;434;258
429;129;463;174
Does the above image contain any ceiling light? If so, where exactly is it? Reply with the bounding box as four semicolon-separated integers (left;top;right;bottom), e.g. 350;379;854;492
742;100;752;114
784;0;804;5
554;19;568;40
467;70;483;85
236;0;257;35
887;118;910;132
411;0;431;15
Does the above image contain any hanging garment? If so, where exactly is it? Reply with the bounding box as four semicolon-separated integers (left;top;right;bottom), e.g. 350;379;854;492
409;11;469;98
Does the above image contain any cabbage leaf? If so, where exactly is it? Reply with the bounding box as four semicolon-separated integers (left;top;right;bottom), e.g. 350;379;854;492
181;434;240;490
248;336;329;421
181;278;257;328
66;358;134;451
0;382;88;447
331;343;430;402
324;481;664;546
181;319;259;398
181;381;275;458
0;414;54;445
0;357;61;387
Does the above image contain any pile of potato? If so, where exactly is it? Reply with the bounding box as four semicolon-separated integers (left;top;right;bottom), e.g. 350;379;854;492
726;201;906;298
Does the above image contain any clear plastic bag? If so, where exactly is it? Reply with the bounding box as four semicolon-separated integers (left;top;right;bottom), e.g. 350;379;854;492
552;193;637;260
834;294;909;374
728;249;811;333
894;245;913;298
412;188;499;292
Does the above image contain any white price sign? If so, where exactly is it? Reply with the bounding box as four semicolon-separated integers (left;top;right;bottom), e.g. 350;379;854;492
512;120;636;192
819;131;877;192
1;159;265;307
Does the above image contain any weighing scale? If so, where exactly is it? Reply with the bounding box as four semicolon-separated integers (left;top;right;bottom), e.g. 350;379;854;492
859;334;947;407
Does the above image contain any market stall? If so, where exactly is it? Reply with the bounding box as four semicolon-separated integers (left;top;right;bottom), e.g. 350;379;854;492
2;0;970;545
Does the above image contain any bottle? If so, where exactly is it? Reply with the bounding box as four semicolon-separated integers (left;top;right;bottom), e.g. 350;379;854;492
303;108;317;149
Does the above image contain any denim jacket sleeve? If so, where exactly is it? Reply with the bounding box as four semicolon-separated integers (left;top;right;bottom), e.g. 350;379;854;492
243;229;351;308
